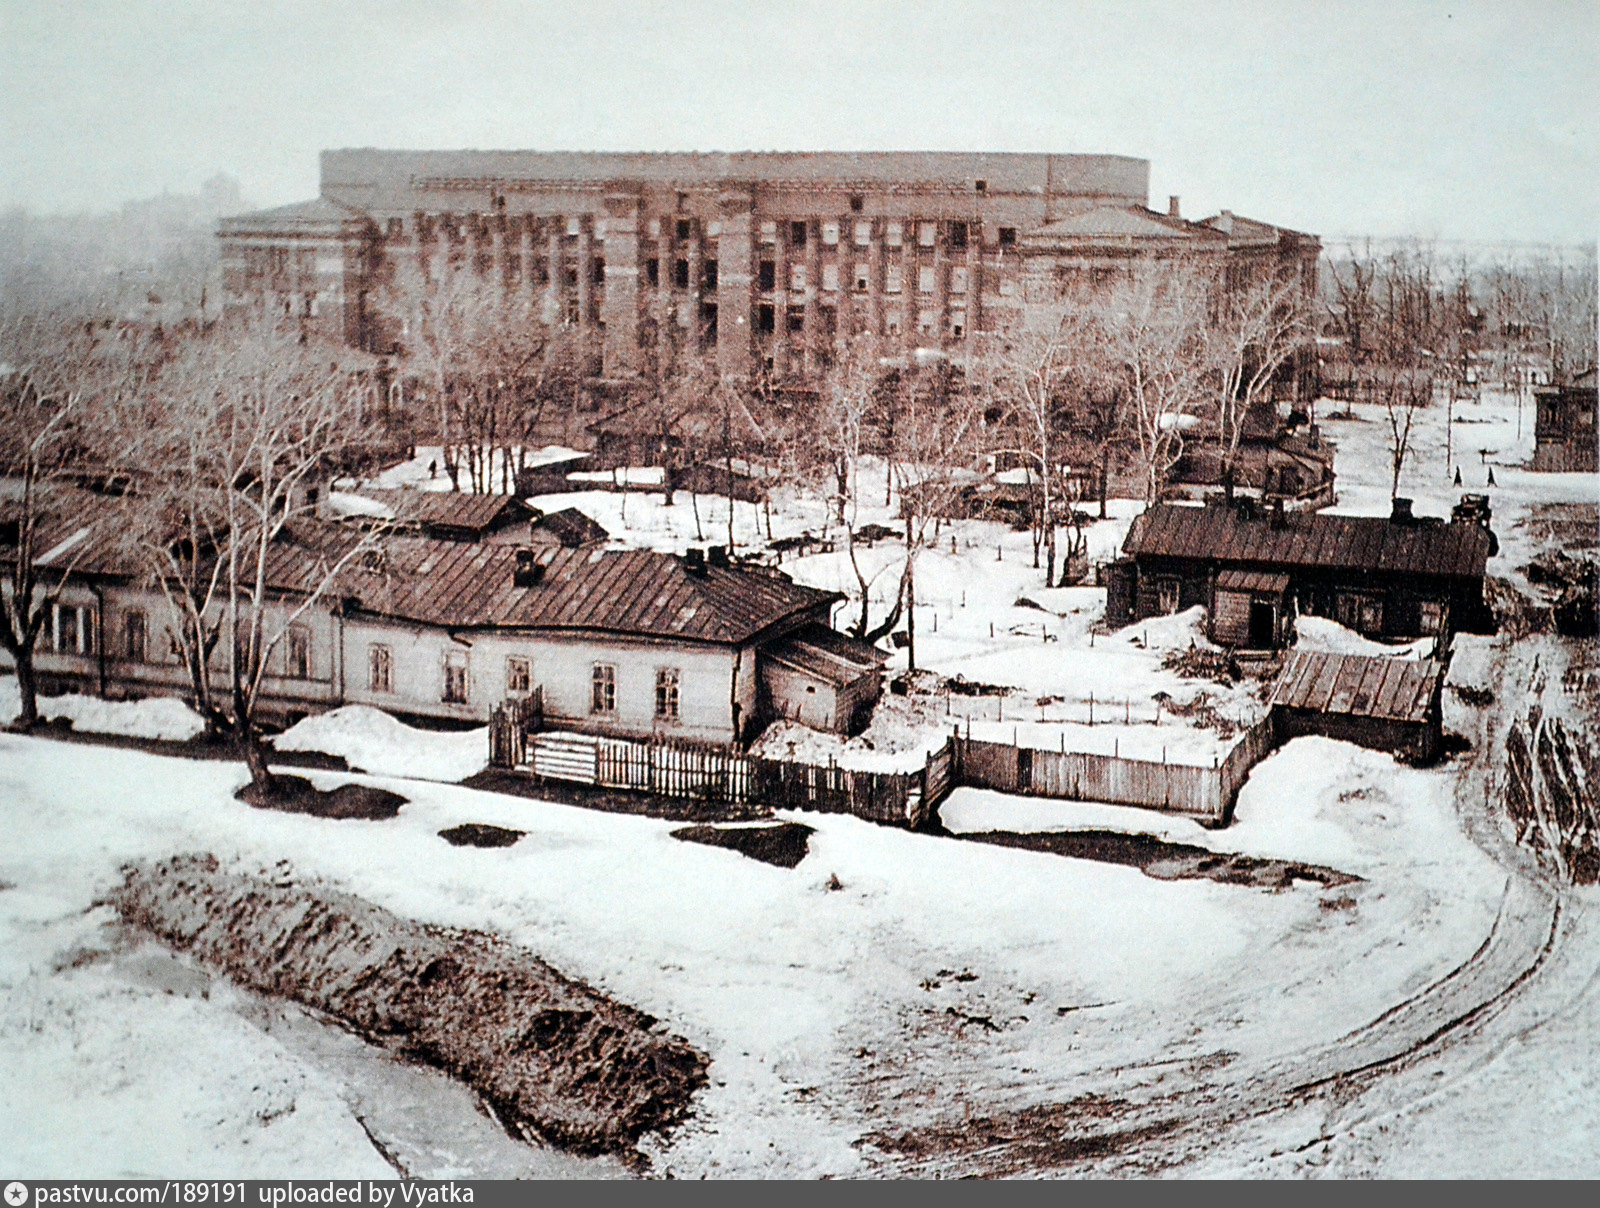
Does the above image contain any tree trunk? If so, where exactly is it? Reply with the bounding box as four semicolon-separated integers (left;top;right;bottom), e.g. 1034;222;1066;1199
11;650;40;730
242;723;276;792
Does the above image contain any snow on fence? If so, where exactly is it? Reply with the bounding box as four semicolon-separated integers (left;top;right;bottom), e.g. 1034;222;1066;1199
954;714;1278;821
489;712;953;830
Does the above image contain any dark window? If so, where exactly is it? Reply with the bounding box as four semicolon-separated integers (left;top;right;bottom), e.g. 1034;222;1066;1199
849;194;864;212
673;259;690;289
564;267;578;288
369;645;392;693
758;260;776;291
820;307;837;336
676;218;692;241
700;302;718;347
443;650;469;704
286;625;312;679
949;221;968;250
787;306;805;333
703;259;718;290
646;258;659;286
593;257;605;284
122;610;147;663
975;179;987;193
998;226;1017;247
655;668;680;720
506;656;531;695
386;217;403;238
756;303;776;334
790;220;807;246
591;663;616;714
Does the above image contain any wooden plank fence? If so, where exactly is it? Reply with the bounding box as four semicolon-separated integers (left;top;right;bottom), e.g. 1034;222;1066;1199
955;714;1279;822
489;699;1273;827
491;716;952;829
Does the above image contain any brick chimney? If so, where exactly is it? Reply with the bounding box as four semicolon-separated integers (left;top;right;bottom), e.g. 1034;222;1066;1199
1168;195;1180;218
1391;497;1414;523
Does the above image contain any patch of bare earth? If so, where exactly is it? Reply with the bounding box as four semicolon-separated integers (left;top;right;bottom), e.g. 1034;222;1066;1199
108;855;709;1161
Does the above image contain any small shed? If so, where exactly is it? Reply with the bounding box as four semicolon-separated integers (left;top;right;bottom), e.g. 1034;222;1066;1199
1210;569;1293;649
1268;650;1444;762
759;624;888;735
527;507;611;550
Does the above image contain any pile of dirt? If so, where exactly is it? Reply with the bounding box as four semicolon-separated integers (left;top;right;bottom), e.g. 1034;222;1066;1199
439;823;526;848
1160;645;1241;684
236;774;407;820
956;829;1358;891
1520;551;1599;638
670;822;813;868
109;856;709;1156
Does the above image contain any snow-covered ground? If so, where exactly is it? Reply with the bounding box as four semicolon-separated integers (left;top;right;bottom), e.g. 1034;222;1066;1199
0;727;1515;1177
271;705;488;783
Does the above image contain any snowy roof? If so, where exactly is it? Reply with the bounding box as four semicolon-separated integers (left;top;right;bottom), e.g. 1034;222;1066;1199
346;490;530;537
1124;503;1491;580
338;539;838;645
1269;651;1442;723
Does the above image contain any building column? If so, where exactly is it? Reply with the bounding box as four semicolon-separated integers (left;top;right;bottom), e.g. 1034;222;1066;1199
804;218;823;377
716;187;755;380
576;220;594;341
601;190;641;377
543;222;562;325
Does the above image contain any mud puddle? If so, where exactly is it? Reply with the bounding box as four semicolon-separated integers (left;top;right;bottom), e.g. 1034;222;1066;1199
954;829;1359;890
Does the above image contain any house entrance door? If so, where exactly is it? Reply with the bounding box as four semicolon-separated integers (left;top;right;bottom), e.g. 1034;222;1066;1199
1248;600;1276;648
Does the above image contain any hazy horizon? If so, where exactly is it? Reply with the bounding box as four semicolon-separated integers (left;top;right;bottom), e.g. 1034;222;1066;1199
4;0;1597;244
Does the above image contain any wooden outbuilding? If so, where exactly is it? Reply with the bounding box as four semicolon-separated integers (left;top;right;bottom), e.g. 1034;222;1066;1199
1209;569;1293;648
758;623;888;736
1268;650;1445;762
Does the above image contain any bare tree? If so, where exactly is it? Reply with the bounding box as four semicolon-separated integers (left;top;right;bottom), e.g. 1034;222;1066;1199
1092;262;1215;503
110;309;389;790
1209;272;1313;497
0;309;139;727
1380;366;1430;500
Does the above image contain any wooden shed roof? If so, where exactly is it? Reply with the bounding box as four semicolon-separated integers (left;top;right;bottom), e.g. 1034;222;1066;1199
1216;569;1290;594
1124;503;1491;580
1269;651;1442;724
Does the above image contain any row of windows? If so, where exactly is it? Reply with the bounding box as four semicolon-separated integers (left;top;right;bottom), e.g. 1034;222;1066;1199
754;303;970;340
365;645;682;719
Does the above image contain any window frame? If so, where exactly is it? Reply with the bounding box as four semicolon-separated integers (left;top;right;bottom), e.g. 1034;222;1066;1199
505;655;532;696
655;667;681;721
591;663;617;714
369;643;393;694
442;648;469;705
122;609;147;664
286;624;312;680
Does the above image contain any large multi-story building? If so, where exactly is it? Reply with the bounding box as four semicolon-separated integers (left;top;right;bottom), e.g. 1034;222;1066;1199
218;150;1319;382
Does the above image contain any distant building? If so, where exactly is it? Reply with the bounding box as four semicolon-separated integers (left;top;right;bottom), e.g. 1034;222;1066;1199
1107;496;1495;646
1531;367;1598;472
218;150;1318;383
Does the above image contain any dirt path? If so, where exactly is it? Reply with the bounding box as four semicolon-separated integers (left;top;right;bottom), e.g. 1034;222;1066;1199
863;634;1588;1178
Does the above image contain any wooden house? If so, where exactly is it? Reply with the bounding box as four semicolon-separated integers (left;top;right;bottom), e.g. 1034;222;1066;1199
526;506;611;550
1531;368;1598;473
1268;650;1444;762
1109;496;1494;645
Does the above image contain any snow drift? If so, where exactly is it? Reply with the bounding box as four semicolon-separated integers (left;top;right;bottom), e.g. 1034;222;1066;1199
272;705;488;782
110;855;710;1156
0;678;205;741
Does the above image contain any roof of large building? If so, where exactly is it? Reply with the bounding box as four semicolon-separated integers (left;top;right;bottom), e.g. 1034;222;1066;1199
1123;502;1492;579
218;196;372;234
335;539;838;644
315;149;1150;208
1024;206;1229;244
1269;650;1442;724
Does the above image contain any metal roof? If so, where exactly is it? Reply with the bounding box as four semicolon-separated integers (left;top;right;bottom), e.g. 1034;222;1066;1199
352;490;529;534
1123;503;1491;580
529;507;610;547
1269;651;1442;723
1216;569;1290;594
337;539;838;645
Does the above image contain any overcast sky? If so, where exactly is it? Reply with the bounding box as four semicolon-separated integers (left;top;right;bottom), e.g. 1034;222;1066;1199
3;0;1596;243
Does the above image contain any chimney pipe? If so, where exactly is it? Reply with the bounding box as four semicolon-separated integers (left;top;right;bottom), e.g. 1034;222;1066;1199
1270;498;1287;529
1168;195;1180;218
513;549;544;587
1391;497;1414;523
683;547;706;576
708;545;729;569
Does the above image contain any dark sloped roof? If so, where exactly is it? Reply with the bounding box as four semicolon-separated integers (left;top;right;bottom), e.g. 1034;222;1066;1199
1270;651;1441;723
1216;569;1290;594
764;622;888;685
352;489;529;533
529;507;610;547
1123;503;1491;579
336;539;837;644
